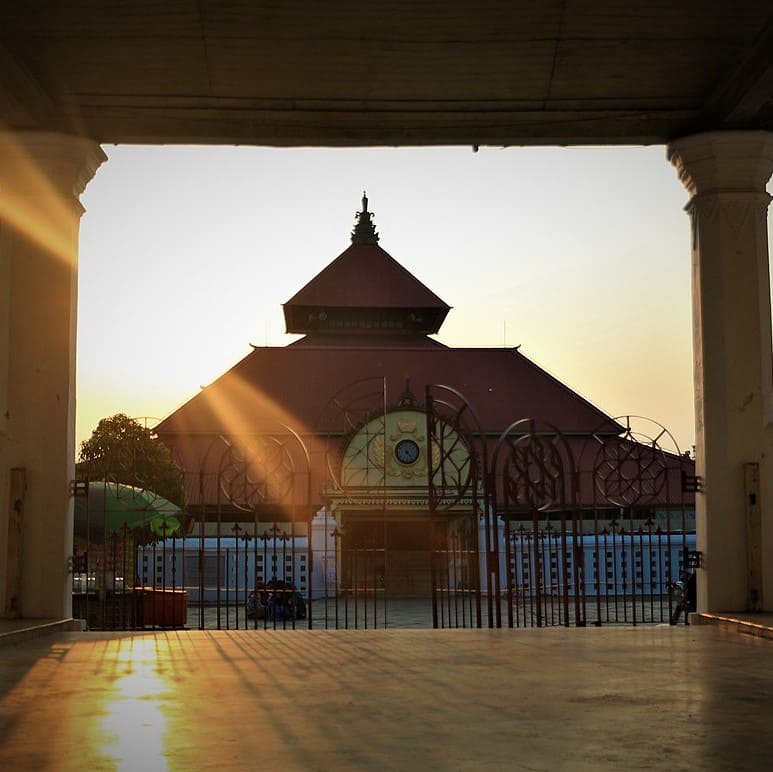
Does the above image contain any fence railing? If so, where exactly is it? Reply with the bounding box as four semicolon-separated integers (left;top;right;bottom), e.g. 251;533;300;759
71;507;695;630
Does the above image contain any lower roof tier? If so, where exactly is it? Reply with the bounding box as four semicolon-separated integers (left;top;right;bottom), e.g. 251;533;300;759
156;344;619;437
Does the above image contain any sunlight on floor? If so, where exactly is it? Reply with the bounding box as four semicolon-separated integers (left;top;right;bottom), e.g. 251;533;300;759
101;638;169;771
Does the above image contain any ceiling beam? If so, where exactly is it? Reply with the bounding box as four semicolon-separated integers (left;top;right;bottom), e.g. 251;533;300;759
0;43;59;128
701;17;773;125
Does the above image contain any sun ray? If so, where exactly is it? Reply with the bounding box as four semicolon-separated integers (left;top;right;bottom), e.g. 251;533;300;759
162;370;322;521
0;131;104;266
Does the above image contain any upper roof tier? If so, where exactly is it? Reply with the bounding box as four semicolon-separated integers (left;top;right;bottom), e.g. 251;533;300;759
283;195;450;337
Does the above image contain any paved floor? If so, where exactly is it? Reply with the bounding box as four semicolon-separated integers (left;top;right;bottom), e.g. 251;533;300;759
2;622;773;771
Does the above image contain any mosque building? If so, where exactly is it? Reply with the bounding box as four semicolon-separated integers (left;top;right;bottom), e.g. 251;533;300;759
155;196;693;604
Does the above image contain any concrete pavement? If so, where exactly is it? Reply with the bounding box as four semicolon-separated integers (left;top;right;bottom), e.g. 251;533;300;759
1;624;772;771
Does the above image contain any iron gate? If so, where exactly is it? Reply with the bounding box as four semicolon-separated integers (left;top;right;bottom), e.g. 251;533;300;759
70;397;695;630
490;416;696;627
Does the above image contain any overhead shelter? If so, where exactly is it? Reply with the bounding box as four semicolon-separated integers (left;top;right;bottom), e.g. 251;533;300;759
0;3;771;145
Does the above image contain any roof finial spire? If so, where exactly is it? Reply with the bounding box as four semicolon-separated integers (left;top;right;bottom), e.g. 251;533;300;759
351;190;379;244
398;375;417;407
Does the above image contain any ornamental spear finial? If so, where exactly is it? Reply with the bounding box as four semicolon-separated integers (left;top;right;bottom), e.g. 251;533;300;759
351;190;379;244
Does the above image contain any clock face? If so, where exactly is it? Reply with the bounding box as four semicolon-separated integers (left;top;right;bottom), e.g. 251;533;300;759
394;439;420;465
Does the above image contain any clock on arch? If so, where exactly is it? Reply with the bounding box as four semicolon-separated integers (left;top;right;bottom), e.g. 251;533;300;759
394;438;420;465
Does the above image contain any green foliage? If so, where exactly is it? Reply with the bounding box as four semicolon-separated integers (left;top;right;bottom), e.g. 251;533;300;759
77;414;185;506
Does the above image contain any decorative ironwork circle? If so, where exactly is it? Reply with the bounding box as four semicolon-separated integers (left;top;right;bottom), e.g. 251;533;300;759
593;438;667;506
503;434;565;512
218;437;294;511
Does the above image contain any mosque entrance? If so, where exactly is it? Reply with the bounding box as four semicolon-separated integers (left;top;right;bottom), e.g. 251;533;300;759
341;515;432;597
330;510;482;628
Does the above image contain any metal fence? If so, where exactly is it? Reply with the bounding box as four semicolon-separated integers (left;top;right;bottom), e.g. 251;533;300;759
70;392;696;630
70;510;695;630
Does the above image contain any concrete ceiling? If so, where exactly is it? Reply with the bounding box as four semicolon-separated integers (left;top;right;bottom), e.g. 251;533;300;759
1;1;772;147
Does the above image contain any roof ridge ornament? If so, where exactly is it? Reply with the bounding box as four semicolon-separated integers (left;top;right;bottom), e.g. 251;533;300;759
397;376;417;408
351;190;380;244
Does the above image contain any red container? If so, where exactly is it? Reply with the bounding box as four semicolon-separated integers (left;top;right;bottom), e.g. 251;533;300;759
141;587;188;627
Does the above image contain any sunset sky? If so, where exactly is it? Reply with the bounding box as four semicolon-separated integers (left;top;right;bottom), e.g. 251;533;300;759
75;144;773;455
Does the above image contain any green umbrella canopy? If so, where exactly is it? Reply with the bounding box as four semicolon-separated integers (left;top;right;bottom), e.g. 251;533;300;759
73;481;182;542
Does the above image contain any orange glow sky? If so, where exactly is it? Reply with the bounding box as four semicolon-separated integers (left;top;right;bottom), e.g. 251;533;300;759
75;144;773;455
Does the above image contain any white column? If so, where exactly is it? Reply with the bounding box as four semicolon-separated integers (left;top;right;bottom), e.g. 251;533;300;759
668;131;773;612
0;131;106;619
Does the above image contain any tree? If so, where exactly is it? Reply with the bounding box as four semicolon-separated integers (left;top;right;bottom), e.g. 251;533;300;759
77;414;185;506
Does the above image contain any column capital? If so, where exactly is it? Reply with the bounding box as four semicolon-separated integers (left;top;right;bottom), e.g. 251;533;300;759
667;130;773;197
0;130;106;201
